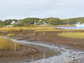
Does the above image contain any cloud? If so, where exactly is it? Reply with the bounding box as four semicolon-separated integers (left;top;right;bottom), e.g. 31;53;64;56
0;0;84;20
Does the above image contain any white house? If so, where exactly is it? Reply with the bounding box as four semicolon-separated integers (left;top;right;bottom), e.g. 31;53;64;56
11;21;16;24
11;21;20;24
43;21;47;25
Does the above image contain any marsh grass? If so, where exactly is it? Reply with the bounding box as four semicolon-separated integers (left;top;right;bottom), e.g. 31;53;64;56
28;32;36;37
31;32;36;36
34;27;64;31
40;32;46;36
58;32;84;39
0;36;21;51
7;33;15;37
0;27;67;33
18;34;23;36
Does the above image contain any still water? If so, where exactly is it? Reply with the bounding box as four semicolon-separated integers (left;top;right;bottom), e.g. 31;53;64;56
57;26;84;30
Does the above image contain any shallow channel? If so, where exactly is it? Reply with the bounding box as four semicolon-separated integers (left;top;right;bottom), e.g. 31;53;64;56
3;36;84;63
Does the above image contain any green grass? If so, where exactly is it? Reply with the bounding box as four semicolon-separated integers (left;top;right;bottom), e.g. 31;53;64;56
0;36;21;51
58;32;84;39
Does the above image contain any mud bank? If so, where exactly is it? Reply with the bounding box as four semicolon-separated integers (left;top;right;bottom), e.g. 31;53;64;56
9;30;84;50
0;36;55;63
1;30;84;63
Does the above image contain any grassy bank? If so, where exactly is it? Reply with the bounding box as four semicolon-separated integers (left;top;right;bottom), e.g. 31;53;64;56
0;27;69;33
0;36;21;51
58;32;84;39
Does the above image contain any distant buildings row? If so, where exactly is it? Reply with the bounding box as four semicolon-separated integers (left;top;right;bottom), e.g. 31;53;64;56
11;20;47;25
6;20;48;27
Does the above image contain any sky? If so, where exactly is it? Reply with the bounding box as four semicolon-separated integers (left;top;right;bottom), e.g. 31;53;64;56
0;0;84;20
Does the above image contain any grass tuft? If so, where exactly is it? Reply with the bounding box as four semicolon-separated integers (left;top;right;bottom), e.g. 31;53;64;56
0;36;21;51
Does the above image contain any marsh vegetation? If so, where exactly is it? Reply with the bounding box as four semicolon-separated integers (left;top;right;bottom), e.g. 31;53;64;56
0;26;84;63
0;36;21;51
58;32;84;39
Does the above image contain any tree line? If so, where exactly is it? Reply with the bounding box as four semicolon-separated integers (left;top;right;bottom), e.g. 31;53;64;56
0;17;84;27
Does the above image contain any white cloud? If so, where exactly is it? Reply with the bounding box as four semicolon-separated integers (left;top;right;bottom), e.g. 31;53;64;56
0;0;84;20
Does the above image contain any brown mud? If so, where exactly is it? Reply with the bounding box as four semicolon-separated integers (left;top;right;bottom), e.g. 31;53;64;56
1;30;84;63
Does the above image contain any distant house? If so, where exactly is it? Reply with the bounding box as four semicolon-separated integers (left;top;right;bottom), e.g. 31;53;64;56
6;21;20;27
39;21;48;25
43;21;47;25
11;21;20;24
11;21;16;24
34;20;48;25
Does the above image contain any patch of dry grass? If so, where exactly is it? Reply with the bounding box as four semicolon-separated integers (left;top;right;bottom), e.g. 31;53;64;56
7;33;15;37
58;32;84;39
0;27;67;32
0;36;21;51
